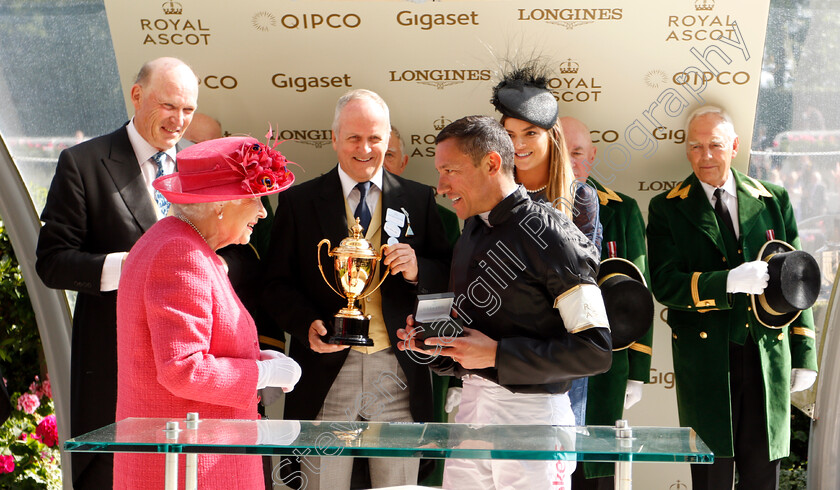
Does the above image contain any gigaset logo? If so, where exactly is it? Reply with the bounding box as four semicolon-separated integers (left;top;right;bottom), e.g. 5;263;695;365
395;10;479;30
271;73;352;92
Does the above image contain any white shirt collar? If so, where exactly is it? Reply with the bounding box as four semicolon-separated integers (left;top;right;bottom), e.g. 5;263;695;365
126;118;177;166
479;186;518;227
337;163;384;198
699;169;736;203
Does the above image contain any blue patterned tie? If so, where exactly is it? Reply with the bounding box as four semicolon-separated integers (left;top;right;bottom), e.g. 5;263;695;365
354;181;372;232
152;151;170;216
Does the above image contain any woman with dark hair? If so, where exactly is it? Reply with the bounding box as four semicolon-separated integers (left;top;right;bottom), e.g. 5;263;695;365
113;136;301;489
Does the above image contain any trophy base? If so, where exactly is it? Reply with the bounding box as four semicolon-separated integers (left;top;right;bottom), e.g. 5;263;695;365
326;316;374;346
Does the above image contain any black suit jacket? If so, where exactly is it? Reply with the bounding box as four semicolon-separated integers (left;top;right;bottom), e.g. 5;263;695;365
262;167;451;422
35;125;157;486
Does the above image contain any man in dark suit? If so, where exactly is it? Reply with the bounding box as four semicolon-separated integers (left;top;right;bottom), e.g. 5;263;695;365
646;105;817;490
35;57;198;489
262;89;451;489
562;116;654;490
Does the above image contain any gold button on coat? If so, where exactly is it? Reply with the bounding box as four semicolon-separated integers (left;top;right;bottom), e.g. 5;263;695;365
778;333;785;341
700;332;708;339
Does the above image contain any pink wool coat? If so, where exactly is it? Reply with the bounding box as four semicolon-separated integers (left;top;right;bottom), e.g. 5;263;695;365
114;217;263;489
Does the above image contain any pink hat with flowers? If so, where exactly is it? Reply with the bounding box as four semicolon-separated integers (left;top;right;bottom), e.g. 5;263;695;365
154;136;295;203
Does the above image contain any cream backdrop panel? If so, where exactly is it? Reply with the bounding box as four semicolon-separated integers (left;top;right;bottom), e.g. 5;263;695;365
103;1;769;488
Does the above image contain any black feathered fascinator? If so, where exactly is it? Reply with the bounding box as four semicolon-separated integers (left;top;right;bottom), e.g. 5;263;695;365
491;63;558;130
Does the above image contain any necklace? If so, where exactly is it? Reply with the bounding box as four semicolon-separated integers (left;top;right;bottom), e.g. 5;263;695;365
176;214;208;244
525;184;547;193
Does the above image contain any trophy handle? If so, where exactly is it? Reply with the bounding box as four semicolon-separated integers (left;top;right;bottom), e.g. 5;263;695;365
358;244;392;301
317;239;344;299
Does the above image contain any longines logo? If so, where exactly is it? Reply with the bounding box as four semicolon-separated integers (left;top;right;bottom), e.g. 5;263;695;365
271;72;353;92
408;117;452;157
279;129;333;149
670;480;689;490
638;180;683;191
388;69;491;90
252;12;276;32
547;61;603;103
395;10;479;30
665;1;737;42
141;1;212;45
517;8;622;29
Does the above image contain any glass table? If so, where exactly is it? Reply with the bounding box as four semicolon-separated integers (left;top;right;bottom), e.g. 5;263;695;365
65;416;712;490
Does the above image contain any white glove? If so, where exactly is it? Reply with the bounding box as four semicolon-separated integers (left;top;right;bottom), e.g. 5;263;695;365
444;387;462;414
624;380;643;410
256;420;301;445
260;349;284;361
256;353;302;392
726;260;769;294
790;368;817;393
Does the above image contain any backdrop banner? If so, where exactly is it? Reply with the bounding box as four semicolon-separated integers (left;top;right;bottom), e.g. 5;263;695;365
104;1;771;487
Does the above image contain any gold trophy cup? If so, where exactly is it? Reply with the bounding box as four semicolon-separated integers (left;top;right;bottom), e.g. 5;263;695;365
317;218;390;346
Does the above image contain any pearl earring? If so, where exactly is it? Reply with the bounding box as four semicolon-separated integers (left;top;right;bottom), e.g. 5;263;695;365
218;212;223;220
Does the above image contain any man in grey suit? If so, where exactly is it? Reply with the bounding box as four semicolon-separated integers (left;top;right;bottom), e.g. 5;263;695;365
36;57;198;489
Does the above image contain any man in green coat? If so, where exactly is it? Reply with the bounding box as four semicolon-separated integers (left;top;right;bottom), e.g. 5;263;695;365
562;117;654;490
646;106;817;490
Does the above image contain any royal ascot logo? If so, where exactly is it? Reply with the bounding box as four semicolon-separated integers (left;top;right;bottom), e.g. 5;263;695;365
388;69;491;90
665;1;736;42
558;59;579;74
408;117;451;157
695;0;715;11
278;129;333;149
141;1;212;45
271;72;353;93
252;12;276;32
516;8;622;30
162;1;182;15
433;116;451;131
644;69;668;89
548;60;603;103
395;10;479;30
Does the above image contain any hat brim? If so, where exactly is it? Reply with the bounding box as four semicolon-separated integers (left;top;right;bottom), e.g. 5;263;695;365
597;258;653;350
154;171;295;204
752;239;800;328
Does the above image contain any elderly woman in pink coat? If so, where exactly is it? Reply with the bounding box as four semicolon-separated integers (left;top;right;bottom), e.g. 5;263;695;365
114;136;301;489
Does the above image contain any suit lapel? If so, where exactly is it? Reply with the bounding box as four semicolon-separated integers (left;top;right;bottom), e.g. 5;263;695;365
588;179;615;229
675;174;727;254
102;126;158;232
381;170;406;225
733;170;766;239
315;167;352;241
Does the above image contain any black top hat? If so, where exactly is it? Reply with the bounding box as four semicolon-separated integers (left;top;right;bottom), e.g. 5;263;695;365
597;258;654;351
751;239;820;328
490;66;558;130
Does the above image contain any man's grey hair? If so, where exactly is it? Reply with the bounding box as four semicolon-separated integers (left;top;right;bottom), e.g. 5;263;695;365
685;105;737;142
390;125;406;153
331;89;391;135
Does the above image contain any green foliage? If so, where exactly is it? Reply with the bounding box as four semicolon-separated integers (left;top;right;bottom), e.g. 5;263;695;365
777;407;811;489
0;223;41;395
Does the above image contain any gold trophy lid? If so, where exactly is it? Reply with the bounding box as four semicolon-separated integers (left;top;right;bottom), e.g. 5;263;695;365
331;219;378;258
